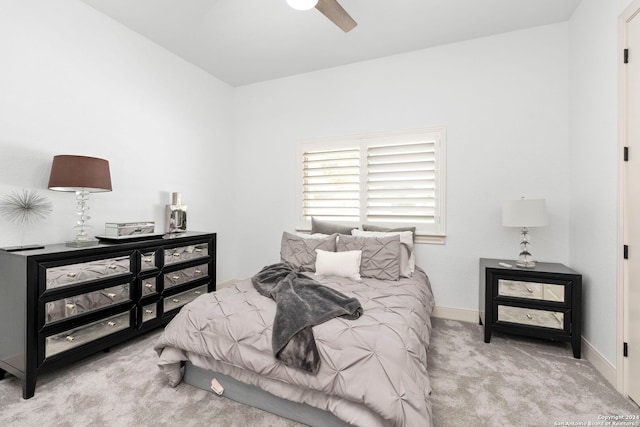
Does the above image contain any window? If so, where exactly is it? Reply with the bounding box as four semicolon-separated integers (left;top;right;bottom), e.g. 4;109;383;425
297;127;446;243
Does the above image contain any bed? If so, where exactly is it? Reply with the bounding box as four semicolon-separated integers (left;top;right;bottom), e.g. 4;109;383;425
154;229;435;427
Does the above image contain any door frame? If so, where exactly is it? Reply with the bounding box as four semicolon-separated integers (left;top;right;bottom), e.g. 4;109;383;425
618;0;640;396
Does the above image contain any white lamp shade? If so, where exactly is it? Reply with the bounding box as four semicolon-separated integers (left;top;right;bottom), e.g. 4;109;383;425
286;0;318;11
502;199;548;227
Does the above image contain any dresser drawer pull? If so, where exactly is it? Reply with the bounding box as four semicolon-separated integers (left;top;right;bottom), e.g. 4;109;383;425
144;282;153;289
195;269;202;274
108;265;117;270
172;298;180;303
195;248;203;253
194;290;202;295
526;314;533;320
66;336;74;342
106;293;116;299
144;309;154;314
107;321;117;327
172;275;181;280
143;257;153;263
67;272;77;278
66;303;75;310
526;287;533;293
172;252;181;257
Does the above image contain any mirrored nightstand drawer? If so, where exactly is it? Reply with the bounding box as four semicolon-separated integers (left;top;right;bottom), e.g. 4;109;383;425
164;264;208;289
498;280;565;303
163;285;207;313
497;305;564;330
45;311;130;357
164;244;208;265
45;283;131;324
45;256;131;290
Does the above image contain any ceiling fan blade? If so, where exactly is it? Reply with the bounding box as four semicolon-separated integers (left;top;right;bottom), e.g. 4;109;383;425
315;0;357;33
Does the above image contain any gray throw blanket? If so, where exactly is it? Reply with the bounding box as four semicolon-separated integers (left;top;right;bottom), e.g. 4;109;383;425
251;262;363;374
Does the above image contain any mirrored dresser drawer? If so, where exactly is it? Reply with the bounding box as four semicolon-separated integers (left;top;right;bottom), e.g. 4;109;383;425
45;311;131;358
45;283;131;324
164;243;209;265
140;276;158;296
141;302;159;324
140;250;160;272
163;284;207;313
164;264;208;290
45;256;131;290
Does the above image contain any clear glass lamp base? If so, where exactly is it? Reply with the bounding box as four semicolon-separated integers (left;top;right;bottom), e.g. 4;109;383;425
65;189;99;247
516;260;537;268
65;238;99;248
516;227;537;268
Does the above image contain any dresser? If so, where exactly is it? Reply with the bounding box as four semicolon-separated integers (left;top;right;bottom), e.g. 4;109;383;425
479;258;582;358
0;231;216;399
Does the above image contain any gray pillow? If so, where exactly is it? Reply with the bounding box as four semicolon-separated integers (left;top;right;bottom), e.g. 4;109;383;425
280;232;337;272
312;217;354;235
362;224;416;242
336;234;400;281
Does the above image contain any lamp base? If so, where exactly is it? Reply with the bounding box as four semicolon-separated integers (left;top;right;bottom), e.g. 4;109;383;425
516;260;537;268
66;239;99;248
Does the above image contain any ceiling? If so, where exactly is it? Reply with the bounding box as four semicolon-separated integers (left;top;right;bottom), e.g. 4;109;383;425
81;0;582;87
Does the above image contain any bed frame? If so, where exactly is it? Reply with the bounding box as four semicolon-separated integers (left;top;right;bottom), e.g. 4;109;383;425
183;362;353;427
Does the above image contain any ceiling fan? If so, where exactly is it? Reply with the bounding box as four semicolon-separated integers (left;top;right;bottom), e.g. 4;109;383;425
286;0;357;33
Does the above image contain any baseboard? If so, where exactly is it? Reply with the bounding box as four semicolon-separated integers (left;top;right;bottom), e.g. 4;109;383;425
432;306;479;323
582;336;617;388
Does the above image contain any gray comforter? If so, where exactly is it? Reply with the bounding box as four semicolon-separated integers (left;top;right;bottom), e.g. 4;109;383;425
155;268;435;427
251;262;363;373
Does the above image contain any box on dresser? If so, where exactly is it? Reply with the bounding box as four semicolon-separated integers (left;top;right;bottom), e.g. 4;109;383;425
0;231;216;399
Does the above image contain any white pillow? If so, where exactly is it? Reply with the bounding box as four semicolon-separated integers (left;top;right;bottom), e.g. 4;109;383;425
295;232;332;239
351;229;415;277
315;249;362;281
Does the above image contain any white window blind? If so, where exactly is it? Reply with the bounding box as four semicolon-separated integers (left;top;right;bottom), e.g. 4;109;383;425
367;141;436;225
302;148;360;221
298;127;446;241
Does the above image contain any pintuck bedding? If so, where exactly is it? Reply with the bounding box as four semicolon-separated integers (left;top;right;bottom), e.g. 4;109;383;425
155;230;435;427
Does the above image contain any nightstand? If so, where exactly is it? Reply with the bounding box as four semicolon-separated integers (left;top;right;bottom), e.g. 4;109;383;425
479;258;582;358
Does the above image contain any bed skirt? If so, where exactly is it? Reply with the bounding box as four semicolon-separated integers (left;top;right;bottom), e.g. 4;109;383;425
183;362;353;427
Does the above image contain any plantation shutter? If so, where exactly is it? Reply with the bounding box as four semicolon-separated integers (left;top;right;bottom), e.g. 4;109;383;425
366;141;437;224
302;147;360;221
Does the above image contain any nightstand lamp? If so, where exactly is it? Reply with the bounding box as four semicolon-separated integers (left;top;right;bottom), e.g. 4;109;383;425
502;198;548;268
48;155;112;247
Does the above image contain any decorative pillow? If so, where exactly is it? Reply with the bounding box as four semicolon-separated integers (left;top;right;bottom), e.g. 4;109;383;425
311;217;355;235
280;231;337;272
351;229;415;277
315;249;362;281
337;234;400;281
362;224;417;242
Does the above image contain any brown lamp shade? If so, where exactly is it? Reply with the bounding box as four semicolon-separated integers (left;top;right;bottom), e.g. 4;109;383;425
48;155;112;192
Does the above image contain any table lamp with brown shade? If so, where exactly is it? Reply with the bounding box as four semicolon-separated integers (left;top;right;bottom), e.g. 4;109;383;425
48;155;112;247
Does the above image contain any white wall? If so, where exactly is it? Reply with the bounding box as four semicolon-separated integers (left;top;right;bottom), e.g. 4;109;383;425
0;0;234;280
230;23;571;312
568;0;633;367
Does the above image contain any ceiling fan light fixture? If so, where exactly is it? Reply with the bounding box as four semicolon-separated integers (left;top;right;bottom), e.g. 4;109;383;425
286;0;318;11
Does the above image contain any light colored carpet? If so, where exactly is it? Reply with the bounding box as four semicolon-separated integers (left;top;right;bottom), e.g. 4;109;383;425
429;319;639;426
0;318;637;426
